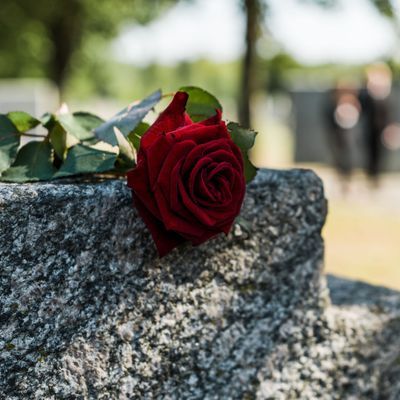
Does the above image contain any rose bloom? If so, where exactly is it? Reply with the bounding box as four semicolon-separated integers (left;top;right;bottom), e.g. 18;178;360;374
127;92;245;256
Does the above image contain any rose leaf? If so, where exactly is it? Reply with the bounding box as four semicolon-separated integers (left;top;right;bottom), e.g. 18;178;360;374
57;113;96;142
49;122;79;160
41;112;56;129
127;122;150;151
114;127;136;169
54;144;116;178
227;122;258;183
94;90;162;146
179;86;222;122
6;111;40;133
72;112;105;132
0;140;55;182
0;115;21;174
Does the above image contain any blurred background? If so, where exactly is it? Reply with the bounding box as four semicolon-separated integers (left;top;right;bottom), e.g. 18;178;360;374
0;0;399;288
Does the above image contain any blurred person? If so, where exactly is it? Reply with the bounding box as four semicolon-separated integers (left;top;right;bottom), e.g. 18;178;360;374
358;62;392;185
325;81;361;191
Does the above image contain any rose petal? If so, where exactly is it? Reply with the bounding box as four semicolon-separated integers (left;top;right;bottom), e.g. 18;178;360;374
191;169;245;223
144;135;171;189
166;122;229;145
157;139;196;198
178;175;217;227
188;156;215;201
169;160;203;225
184;112;193;125
181;139;233;175
127;155;160;219
195;168;218;203
199;109;222;126
203;148;243;174
154;185;207;238
189;161;233;206
133;195;185;257
140;91;189;149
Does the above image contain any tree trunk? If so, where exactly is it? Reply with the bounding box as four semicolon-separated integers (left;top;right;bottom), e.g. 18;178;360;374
238;0;259;128
47;0;83;100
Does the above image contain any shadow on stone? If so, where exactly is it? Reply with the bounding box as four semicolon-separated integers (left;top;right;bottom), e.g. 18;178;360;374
327;274;400;310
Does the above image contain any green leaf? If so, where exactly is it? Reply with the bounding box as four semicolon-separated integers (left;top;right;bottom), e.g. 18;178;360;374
0;140;55;182
179;86;222;122
127;122;149;151
114;127;136;169
41;112;55;129
6;111;40;132
227;122;258;183
54;144;117;178
227;122;257;151
72;112;104;132
94;90;161;146
241;153;258;183
49;123;66;160
57;113;95;141
0;115;20;173
0;166;31;182
49;122;79;160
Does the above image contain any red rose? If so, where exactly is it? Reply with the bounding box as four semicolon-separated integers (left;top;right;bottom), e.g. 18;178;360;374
127;91;245;257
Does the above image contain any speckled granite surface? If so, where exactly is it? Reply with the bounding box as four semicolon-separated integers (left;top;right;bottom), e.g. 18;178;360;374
1;168;398;399
0;169;325;398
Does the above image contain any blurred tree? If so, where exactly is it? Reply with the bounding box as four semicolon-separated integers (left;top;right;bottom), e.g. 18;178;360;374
238;0;397;127
370;0;395;17
238;0;264;128
263;53;300;93
0;0;177;97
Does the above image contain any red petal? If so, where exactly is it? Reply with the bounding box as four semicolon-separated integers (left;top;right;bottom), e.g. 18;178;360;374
199;109;222;126
178;176;217;227
144;135;171;189
133;194;185;257
127;156;160;219
166;122;229;145
140;91;189;149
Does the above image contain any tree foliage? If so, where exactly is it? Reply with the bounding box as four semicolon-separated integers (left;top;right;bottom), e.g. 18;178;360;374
0;0;177;92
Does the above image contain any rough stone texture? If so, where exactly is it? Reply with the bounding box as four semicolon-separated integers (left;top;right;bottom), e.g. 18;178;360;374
0;168;398;399
0;169;326;399
325;276;400;400
257;275;400;400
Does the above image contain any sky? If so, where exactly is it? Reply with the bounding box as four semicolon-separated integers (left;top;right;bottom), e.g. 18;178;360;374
112;0;398;66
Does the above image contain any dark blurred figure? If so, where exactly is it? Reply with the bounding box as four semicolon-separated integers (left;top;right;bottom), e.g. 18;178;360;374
325;81;361;190
358;63;392;185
